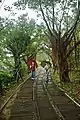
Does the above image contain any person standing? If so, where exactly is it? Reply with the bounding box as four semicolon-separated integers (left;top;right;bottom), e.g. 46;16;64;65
24;56;38;80
28;58;38;80
44;64;49;83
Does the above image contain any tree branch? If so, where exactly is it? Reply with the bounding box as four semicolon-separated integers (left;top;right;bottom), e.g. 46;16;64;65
0;23;9;32
62;14;79;43
67;41;80;57
58;0;66;33
39;0;53;37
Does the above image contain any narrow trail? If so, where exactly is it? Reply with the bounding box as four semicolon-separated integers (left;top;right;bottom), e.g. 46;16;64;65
1;66;80;120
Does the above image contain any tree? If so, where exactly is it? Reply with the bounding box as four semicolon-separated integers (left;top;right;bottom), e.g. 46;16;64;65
4;19;31;82
0;13;36;93
14;0;80;82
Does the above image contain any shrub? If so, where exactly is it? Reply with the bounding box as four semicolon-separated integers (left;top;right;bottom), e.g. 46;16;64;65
0;71;14;87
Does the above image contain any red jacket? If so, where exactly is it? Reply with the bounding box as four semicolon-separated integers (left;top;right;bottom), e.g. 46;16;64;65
27;59;38;71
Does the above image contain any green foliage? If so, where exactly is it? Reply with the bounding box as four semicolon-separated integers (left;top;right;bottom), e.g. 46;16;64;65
6;27;30;56
0;71;14;87
0;0;79;83
4;16;37;61
41;61;46;67
21;61;29;75
14;0;79;33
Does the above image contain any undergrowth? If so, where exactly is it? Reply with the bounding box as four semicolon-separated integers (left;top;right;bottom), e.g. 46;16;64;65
51;70;80;104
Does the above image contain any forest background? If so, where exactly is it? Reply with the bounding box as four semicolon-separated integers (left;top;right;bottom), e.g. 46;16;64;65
0;0;80;104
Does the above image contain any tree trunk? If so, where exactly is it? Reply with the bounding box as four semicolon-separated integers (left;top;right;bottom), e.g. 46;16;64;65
59;56;70;82
14;56;23;83
58;46;70;82
52;42;70;82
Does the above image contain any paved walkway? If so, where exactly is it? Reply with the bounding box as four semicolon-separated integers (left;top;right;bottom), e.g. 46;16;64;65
9;80;35;120
3;66;80;120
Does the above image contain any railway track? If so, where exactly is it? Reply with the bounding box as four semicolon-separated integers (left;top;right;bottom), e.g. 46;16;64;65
0;67;80;120
33;75;62;120
42;79;80;120
33;68;80;120
42;81;65;120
